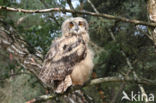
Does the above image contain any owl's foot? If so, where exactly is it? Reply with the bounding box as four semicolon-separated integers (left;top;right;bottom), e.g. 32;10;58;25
55;75;72;93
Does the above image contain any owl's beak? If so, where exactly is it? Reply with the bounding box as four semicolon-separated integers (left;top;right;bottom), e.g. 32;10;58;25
75;26;79;32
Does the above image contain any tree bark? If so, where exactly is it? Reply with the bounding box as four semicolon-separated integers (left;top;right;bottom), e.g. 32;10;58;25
0;19;43;83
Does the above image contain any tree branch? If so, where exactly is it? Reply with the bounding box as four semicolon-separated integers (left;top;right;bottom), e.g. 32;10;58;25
26;94;56;103
0;20;46;88
26;76;155;103
85;1;132;102
87;0;99;13
88;76;155;85
39;0;60;26
109;28;149;103
66;0;77;17
0;6;156;27
85;0;150;102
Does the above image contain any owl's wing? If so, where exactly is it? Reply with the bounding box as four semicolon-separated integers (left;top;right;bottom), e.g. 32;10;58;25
39;35;87;87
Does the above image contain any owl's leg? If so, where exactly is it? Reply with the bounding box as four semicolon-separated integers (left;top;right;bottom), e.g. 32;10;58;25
55;75;72;93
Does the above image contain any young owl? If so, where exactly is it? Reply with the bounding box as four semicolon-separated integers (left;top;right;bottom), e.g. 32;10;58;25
39;17;94;93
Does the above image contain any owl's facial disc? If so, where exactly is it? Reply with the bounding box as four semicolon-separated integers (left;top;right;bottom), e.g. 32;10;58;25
69;21;86;35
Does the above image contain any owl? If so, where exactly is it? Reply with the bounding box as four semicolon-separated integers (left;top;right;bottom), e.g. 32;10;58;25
39;17;94;93
147;0;156;22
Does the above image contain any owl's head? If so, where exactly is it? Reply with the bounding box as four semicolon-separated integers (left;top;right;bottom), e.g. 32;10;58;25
61;17;89;37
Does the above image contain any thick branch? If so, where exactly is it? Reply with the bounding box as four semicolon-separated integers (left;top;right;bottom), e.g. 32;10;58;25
0;20;45;87
26;76;155;103
88;76;156;86
0;6;156;27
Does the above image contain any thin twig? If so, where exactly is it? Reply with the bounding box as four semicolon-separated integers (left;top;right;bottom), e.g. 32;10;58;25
87;0;99;13
39;0;60;26
0;6;156;27
86;1;131;102
86;1;149;103
109;28;149;103
66;0;77;17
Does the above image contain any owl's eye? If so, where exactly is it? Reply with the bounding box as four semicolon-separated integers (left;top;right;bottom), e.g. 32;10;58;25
79;21;83;26
69;22;74;28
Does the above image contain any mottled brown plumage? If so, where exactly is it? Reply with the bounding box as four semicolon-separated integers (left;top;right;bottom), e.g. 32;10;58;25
39;17;94;93
147;0;156;46
147;0;156;22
